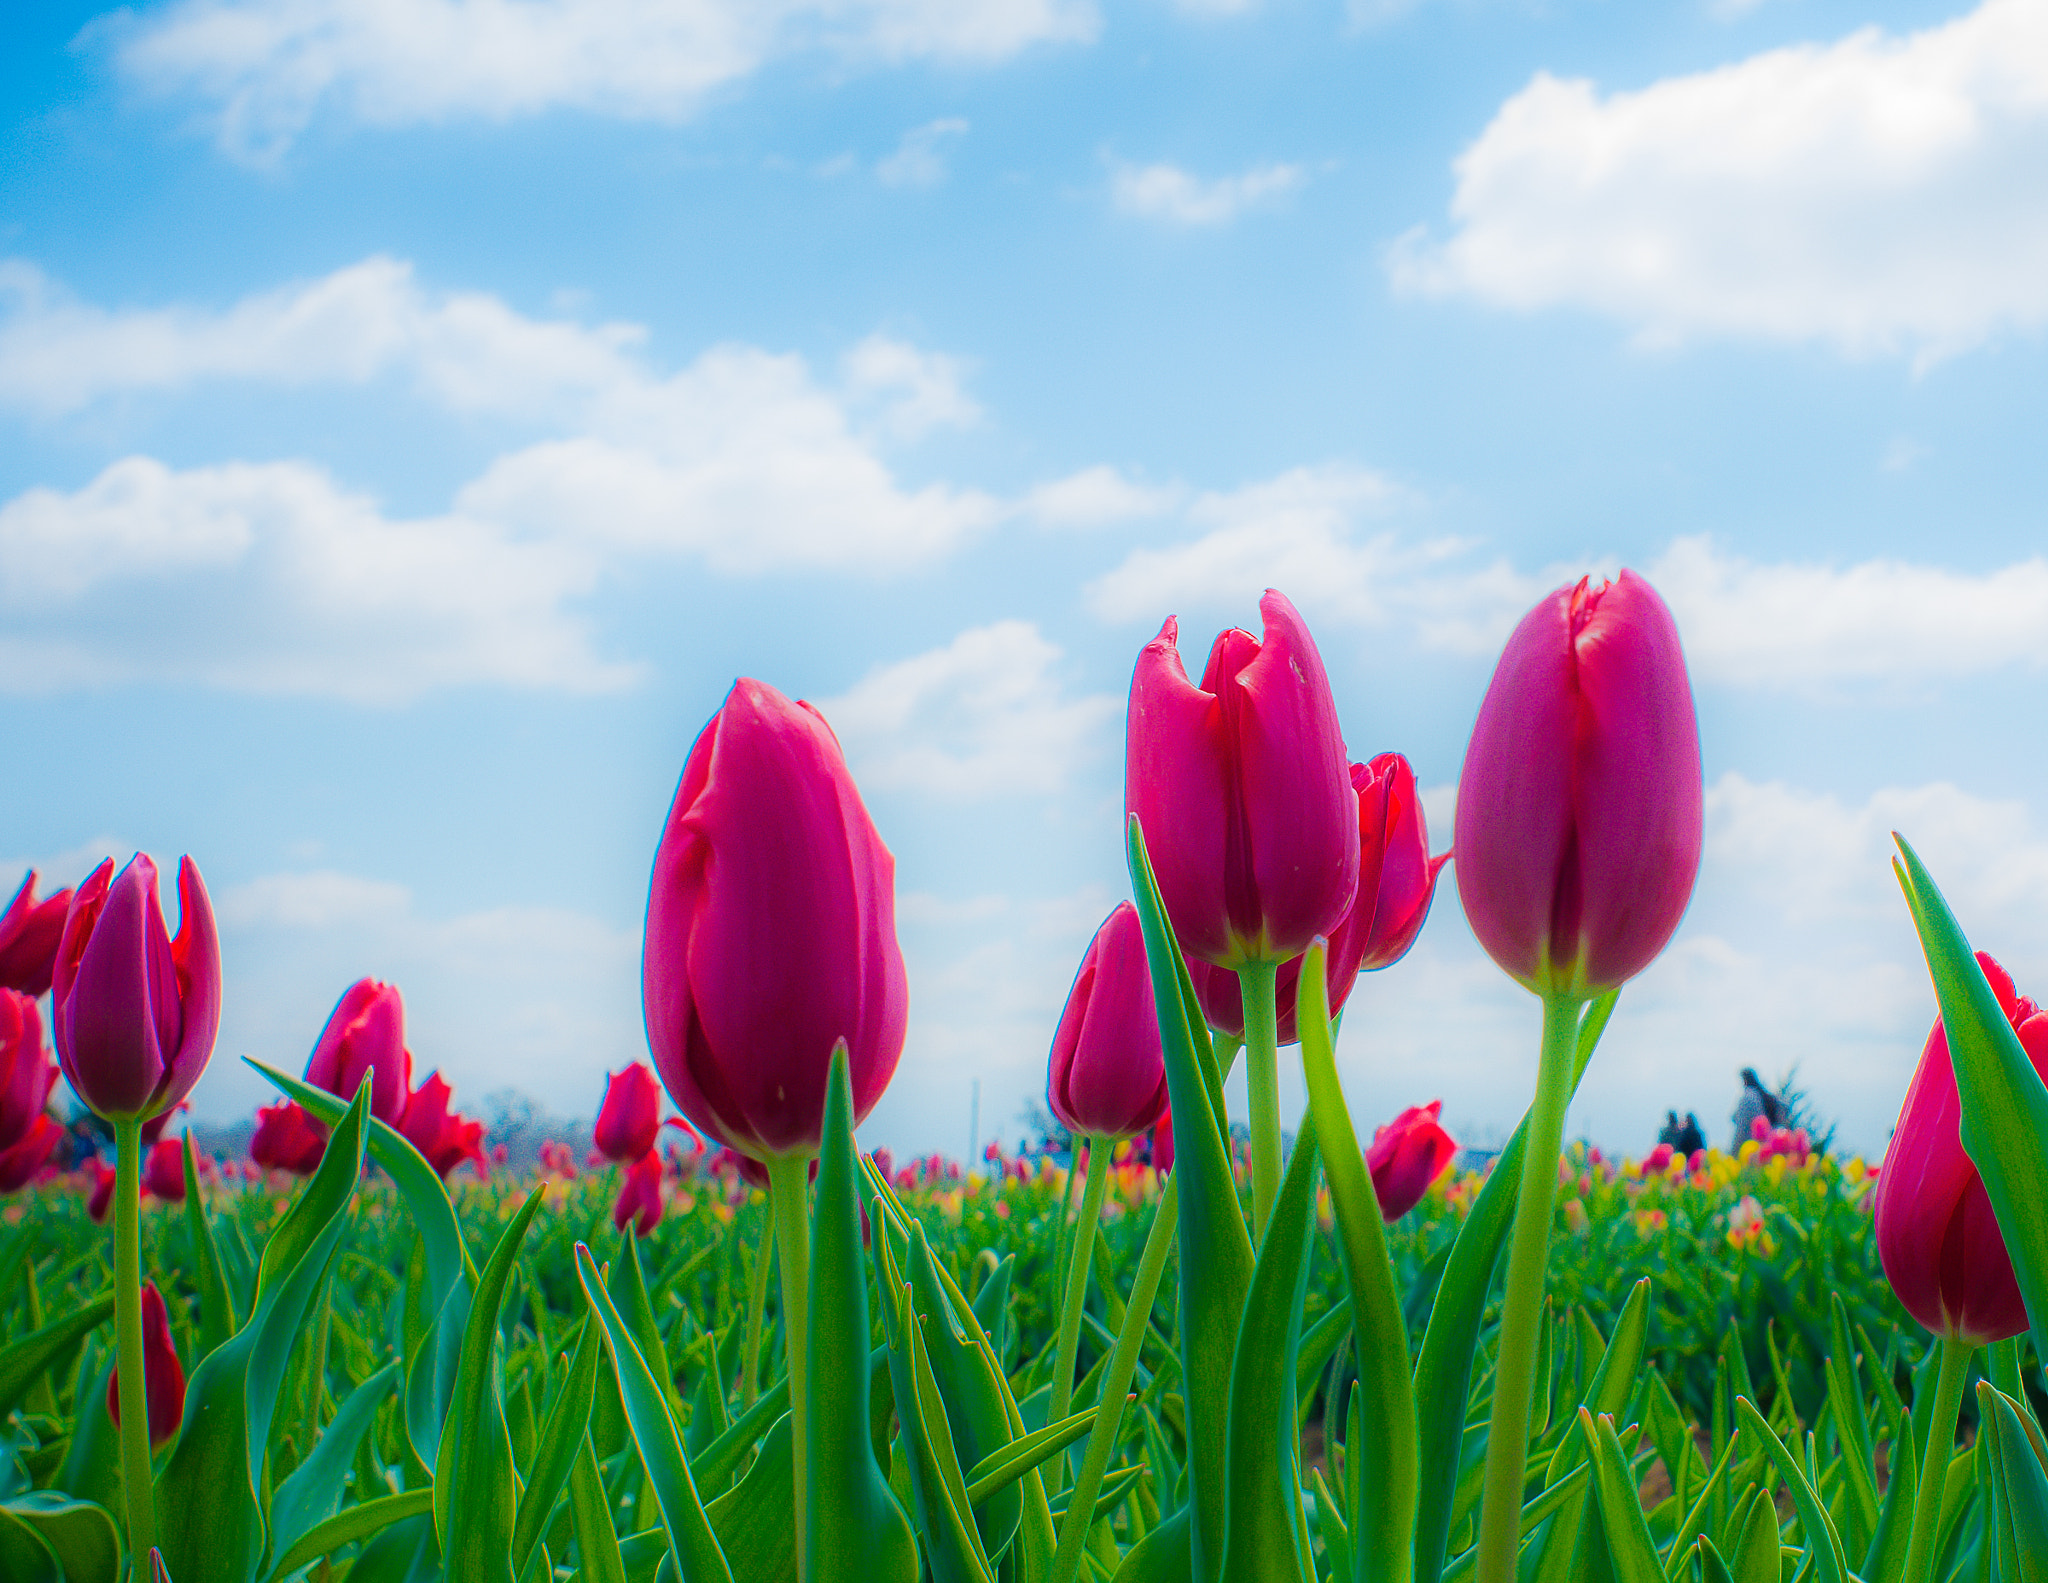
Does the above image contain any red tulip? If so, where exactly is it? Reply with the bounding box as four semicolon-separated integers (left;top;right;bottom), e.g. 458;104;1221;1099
107;1281;184;1448
86;1156;116;1223
1047;903;1171;1142
51;855;221;1122
0;990;61;1193
1366;1100;1458;1221
305;979;414;1128
1453;572;1701;996
1873;952;2048;1344
593;1063;663;1164
612;1150;665;1236
250;1100;328;1176
643;677;908;1161
399;1072;486;1179
1125;589;1359;969
1150;1104;1174;1176
141;1136;187;1202
0;871;73;997
1189;752;1450;1041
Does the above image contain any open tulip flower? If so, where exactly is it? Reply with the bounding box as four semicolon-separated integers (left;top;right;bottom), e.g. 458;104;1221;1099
399;1071;487;1178
0;989;62;1193
250;1099;328;1176
0;870;73;997
305;978;414;1128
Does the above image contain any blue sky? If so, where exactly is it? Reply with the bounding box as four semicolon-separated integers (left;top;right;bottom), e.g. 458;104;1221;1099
4;0;2046;1161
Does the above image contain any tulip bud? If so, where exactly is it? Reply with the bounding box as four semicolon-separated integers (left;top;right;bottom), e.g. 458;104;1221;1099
642;678;908;1162
593;1063;663;1164
140;1136;188;1202
0;990;61;1193
612;1150;666;1236
250;1100;328;1176
107;1281;184;1448
399;1071;486;1179
1365;1100;1458;1221
1046;903;1171;1142
86;1156;116;1223
1873;951;2048;1344
1125;590;1359;969
52;855;221;1122
0;871;73;998
305;979;414;1128
1454;572;1702;997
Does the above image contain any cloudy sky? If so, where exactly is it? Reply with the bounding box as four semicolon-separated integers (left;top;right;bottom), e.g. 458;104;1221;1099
5;0;2046;1161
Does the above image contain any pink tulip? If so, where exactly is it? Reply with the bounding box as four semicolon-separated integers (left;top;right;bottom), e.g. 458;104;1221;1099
1126;590;1358;970
250;1100;328;1176
1454;572;1702;996
107;1282;184;1448
399;1072;487;1179
1189;752;1449;1040
141;1136;187;1202
86;1157;117;1223
305;979;414;1128
1873;951;2048;1343
593;1063;663;1164
52;855;221;1122
1047;903;1171;1142
613;1150;666;1236
0;990;61;1193
643;677;908;1161
0;871;73;997
1366;1100;1458;1221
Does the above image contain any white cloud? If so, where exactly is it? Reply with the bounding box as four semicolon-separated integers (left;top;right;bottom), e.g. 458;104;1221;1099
1022;464;1182;529
1391;0;2048;359
217;869;415;929
839;333;981;439
1109;158;1306;225
101;0;1098;162
815;621;1120;799
876;117;969;187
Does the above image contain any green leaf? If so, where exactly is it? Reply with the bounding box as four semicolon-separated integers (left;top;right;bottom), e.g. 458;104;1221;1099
266;1489;436;1578
0;1507;59;1583
267;1360;401;1570
1893;836;2048;1365
181;1136;239;1358
1579;1410;1663;1583
1411;990;1616;1583
1980;1382;2048;1583
570;1432;631;1583
2;1492;120;1583
1543;1280;1650;1490
1731;1397;1846;1583
1109;1501;1192;1583
1726;1487;1781;1583
154;1075;372;1583
1821;1295;1878;1563
1127;815;1257;1583
514;1315;600;1574
705;1413;797;1583
0;1298;116;1422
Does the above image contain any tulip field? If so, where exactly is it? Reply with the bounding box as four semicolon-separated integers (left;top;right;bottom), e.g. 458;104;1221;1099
7;574;2048;1583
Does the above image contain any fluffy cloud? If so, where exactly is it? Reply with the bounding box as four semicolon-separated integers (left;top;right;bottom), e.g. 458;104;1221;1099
101;0;1099;161
876;118;970;188
1391;0;2048;359
1022;465;1182;529
815;621;1119;799
1108;159;1306;225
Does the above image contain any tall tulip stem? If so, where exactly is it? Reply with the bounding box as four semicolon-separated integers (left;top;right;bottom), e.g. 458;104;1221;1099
1051;1138;1112;1437
765;1154;813;1578
111;1114;159;1561
1903;1335;1973;1583
1473;990;1583;1583
741;1211;774;1409
1237;957;1282;1237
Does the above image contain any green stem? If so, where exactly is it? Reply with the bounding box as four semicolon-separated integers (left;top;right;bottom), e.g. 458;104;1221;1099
1238;958;1281;1239
765;1155;814;1580
111;1114;158;1562
741;1210;775;1410
1051;1139;1112;1434
1473;991;1582;1583
1047;1177;1179;1583
1902;1335;1973;1583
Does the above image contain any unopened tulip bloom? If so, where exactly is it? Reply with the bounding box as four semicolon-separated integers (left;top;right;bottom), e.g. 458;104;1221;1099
1454;572;1702;997
0;871;73;997
1125;589;1358;970
250;1101;328;1176
1047;903;1171;1143
643;677;908;1161
0;990;61;1193
86;1157;117;1224
141;1137;187;1202
1190;753;1450;1041
613;1150;665;1236
1366;1100;1458;1221
52;855;221;1122
399;1072;486;1179
593;1063;663;1164
107;1282;184;1448
305;979;413;1128
1874;952;2048;1344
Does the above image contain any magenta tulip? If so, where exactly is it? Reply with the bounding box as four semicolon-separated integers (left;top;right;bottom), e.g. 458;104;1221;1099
141;1136;187;1202
643;677;908;1161
1189;752;1449;1041
305;979;414;1128
0;990;61;1192
1873;952;2048;1344
107;1282;184;1449
0;871;73;998
250;1100;328;1176
613;1150;666;1236
52;855;221;1123
1454;572;1702;996
399;1072;487;1179
1126;588;1359;969
86;1157;116;1224
1047;903;1171;1142
593;1063;663;1164
1366;1100;1458;1221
